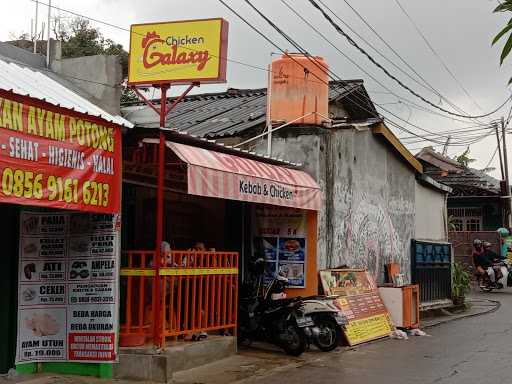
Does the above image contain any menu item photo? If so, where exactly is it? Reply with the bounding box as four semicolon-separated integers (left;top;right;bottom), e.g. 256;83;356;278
278;237;305;262
25;312;60;337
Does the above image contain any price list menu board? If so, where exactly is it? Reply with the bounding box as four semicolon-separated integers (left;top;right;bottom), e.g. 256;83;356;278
16;210;119;363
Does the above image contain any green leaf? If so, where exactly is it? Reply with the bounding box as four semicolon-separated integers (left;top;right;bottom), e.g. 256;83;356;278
501;33;512;64
494;0;512;13
493;23;512;45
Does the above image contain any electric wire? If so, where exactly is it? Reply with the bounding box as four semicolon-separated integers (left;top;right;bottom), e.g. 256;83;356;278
307;0;511;119
393;0;483;111
278;0;492;129
323;0;475;118
240;0;496;145
31;0;503;151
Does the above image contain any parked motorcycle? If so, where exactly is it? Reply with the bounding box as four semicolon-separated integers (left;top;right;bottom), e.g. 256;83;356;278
302;296;346;352
243;258;346;352
238;260;311;356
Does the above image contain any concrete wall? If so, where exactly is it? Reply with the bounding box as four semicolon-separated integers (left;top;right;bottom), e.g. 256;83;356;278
51;55;122;115
415;182;447;242
254;126;416;283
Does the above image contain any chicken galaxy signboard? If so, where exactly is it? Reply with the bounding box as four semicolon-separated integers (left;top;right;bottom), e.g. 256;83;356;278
16;210;119;363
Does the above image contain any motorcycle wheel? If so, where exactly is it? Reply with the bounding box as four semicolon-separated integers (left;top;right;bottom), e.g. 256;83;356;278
313;315;341;352
281;323;307;356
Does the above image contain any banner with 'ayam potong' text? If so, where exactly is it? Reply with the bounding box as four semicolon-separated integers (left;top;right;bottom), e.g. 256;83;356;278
0;95;121;213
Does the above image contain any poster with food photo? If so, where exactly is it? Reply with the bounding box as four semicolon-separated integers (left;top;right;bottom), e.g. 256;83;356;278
16;307;67;362
16;210;119;364
278;262;305;287
252;205;307;288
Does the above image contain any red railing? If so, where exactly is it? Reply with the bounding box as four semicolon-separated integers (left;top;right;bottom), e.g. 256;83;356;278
120;250;238;346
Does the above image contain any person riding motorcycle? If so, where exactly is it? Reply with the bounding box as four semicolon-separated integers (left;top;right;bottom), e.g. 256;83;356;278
473;239;497;286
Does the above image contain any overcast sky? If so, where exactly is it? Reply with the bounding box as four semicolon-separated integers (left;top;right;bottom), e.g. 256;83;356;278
2;0;512;178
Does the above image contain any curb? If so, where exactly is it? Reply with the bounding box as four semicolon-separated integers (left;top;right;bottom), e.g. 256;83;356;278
421;298;501;329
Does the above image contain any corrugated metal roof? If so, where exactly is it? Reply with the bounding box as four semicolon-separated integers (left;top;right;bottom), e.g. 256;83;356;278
122;80;367;138
0;57;133;128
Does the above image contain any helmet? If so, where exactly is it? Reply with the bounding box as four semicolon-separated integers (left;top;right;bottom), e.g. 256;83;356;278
473;239;482;246
497;228;510;237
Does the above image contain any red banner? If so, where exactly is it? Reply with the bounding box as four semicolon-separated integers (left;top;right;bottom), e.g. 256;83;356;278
0;95;121;213
68;333;116;361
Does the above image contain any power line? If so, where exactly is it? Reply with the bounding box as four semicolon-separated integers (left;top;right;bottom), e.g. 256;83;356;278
307;0;512;119
324;0;475;118
225;0;496;146
484;145;499;169
278;0;491;128
28;0;333;86
32;0;502;147
393;0;483;111
241;0;460;143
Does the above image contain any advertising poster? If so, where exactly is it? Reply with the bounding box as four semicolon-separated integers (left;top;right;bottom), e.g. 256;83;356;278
0;95;122;213
16;210;119;364
253;205;306;288
319;269;393;345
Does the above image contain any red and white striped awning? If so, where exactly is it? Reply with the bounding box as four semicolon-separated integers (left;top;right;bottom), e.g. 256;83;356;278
148;140;321;210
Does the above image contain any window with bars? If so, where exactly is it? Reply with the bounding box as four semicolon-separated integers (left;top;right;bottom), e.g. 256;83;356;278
448;207;482;231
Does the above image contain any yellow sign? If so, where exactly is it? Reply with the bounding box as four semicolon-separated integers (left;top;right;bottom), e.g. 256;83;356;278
344;314;394;345
128;18;229;85
160;268;238;276
120;268;238;276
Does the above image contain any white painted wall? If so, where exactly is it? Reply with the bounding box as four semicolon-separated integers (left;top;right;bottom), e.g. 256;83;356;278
415;182;447;242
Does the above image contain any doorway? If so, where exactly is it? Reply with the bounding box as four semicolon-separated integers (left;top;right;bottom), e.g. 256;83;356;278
0;203;19;373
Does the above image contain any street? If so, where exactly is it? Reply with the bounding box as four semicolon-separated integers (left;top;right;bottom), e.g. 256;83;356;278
173;291;512;384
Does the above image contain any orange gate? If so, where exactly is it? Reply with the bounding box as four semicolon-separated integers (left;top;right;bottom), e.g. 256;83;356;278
120;250;239;346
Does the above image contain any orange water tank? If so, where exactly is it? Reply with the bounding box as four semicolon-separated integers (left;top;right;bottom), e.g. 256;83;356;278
269;53;329;125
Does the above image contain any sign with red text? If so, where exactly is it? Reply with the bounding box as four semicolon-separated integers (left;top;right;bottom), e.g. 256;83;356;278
128;18;229;85
16;210;119;363
0;95;121;213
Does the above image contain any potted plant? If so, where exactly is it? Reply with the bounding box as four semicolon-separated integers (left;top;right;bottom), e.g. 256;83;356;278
452;262;471;305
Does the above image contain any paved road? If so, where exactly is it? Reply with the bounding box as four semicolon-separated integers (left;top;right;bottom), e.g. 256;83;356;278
173;291;512;384
241;291;512;384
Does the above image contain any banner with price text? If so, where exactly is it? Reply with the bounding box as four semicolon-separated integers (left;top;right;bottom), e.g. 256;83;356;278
0;93;122;213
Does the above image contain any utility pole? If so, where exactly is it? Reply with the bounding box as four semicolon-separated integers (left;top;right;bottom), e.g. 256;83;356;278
46;0;51;67
501;116;511;227
495;121;505;180
33;0;39;54
442;135;451;156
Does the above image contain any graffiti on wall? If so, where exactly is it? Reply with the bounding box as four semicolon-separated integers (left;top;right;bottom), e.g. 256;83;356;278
332;189;414;283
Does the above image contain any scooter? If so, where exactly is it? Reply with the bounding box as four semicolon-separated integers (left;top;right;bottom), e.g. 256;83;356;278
302;296;346;351
265;271;347;352
238;260;312;356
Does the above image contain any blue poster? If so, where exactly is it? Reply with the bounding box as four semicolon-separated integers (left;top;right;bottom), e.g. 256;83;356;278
279;237;305;262
254;237;278;261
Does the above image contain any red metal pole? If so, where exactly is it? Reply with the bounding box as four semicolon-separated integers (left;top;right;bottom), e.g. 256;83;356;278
153;84;169;347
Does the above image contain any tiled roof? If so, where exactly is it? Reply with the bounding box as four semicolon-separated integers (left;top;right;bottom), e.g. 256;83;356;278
121;80;374;138
417;147;502;196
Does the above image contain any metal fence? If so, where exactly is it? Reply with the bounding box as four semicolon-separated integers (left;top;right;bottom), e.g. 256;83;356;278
411;240;452;303
120;250;238;346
